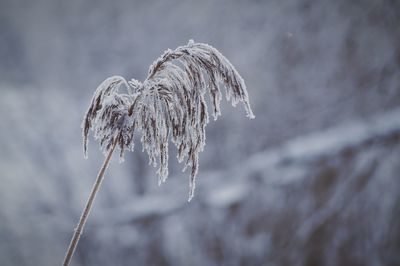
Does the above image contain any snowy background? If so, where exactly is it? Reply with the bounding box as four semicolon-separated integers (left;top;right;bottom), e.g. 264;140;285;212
1;0;400;265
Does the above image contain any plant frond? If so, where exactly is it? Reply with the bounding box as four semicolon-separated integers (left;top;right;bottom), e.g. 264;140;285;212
82;75;134;160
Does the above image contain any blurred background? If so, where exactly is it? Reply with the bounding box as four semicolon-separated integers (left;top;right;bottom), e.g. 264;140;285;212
1;0;400;265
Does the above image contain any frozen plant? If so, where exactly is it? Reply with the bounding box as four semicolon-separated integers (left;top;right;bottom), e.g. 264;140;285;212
63;40;254;266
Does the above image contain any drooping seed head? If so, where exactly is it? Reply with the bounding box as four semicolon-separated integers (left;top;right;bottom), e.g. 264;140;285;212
82;40;255;200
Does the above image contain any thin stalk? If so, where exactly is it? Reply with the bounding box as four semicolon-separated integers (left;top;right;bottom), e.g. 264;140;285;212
63;138;118;266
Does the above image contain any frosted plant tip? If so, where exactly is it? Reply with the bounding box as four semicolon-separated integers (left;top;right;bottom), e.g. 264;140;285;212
82;40;255;201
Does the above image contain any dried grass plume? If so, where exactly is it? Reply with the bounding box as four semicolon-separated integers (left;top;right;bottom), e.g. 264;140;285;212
83;39;255;200
64;40;254;266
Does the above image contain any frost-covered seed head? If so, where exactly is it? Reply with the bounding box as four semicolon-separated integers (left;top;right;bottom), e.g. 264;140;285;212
82;40;255;201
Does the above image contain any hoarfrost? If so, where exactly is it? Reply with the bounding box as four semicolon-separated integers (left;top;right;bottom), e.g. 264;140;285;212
82;40;255;200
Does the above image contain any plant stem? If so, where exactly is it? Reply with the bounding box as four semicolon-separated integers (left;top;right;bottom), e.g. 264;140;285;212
63;138;118;266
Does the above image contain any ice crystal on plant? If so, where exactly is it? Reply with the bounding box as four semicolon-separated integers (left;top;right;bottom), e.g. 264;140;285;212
82;40;255;200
